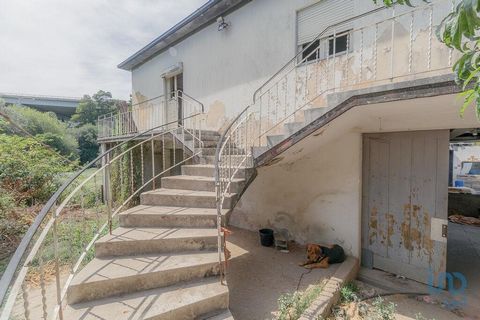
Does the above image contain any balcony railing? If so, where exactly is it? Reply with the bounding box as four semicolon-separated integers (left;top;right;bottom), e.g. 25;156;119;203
97;90;204;140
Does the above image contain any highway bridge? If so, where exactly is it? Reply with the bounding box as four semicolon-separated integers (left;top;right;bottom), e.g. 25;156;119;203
0;92;81;119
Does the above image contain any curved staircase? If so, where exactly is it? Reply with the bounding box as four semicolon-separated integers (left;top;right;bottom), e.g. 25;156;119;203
64;132;241;320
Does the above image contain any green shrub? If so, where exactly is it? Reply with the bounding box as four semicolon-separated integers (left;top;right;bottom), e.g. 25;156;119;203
0;189;15;213
0;105;78;158
0;134;74;204
75;124;99;164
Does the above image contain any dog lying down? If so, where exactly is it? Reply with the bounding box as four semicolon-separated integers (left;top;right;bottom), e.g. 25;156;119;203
299;244;346;269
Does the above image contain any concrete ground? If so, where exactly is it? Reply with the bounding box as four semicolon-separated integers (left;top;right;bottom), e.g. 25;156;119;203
226;227;338;320
355;221;480;319
447;222;480;318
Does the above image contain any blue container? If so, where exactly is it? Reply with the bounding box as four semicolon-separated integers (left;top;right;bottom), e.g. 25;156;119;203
455;180;465;187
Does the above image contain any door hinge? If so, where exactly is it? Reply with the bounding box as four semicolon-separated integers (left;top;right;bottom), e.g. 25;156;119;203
442;224;448;238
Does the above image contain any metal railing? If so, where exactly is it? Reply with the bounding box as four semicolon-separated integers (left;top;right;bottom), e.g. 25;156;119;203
98;90;204;140
0;98;204;319
215;0;457;276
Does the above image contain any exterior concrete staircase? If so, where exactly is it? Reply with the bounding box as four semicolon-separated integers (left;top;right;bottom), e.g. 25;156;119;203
64;131;246;320
266;107;327;148
252;106;329;157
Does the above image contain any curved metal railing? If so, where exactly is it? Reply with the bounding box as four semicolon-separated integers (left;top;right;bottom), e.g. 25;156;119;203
214;0;457;277
98;90;204;140
0;91;204;320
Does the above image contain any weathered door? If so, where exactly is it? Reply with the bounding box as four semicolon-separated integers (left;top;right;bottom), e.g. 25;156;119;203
362;130;449;285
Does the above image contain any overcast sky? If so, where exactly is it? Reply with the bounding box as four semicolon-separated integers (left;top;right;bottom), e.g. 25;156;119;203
0;0;207;100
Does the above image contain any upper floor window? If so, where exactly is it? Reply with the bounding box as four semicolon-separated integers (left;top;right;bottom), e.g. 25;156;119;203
297;0;353;61
328;33;349;56
300;31;350;63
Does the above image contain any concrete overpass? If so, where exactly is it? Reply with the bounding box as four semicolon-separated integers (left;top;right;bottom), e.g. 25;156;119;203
0;93;81;119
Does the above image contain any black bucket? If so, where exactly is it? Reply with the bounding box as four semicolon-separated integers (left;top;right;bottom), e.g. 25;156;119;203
259;228;274;247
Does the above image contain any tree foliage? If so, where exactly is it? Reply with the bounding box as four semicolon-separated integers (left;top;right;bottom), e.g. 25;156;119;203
375;0;480;117
75;123;99;164
71;90;118;125
0;134;74;205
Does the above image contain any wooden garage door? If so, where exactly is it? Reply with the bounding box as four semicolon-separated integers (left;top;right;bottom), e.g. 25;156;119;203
362;130;449;285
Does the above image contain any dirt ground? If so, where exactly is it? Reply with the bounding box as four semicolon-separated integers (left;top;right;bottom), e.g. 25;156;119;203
329;280;467;320
226;227;338;320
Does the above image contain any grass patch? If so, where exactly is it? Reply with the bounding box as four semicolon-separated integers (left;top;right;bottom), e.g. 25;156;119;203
276;280;326;320
340;281;360;303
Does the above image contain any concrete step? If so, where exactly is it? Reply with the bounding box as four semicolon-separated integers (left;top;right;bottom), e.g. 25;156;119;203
201;147;244;156
201;140;219;148
304;107;328;124
161;175;245;193
200;155;250;165
95;227;219;257
252;146;269;158
67;251;220;304
141;189;236;209
266;134;285;148
284;121;305;136
181;164;251;179
119;205;229;228
185;131;221;142
65;277;228;320
201;309;234;320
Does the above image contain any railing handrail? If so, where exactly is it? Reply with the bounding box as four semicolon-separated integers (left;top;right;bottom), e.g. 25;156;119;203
98;90;205;121
178;90;205;113
98;94;166;120
252;5;388;102
0;91;203;308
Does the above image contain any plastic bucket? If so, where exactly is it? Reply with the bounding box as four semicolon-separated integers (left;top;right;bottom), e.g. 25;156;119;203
259;228;274;247
455;180;465;187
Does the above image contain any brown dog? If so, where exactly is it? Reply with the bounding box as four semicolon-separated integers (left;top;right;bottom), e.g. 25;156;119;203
299;244;345;269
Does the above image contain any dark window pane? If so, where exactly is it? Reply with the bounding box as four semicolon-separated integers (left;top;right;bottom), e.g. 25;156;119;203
302;40;320;62
328;34;348;56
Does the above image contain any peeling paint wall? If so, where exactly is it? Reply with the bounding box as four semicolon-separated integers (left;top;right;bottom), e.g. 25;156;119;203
131;0;321;130
230;132;363;257
129;0;454;132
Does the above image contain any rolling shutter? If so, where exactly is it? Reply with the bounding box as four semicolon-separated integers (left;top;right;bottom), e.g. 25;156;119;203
297;0;354;46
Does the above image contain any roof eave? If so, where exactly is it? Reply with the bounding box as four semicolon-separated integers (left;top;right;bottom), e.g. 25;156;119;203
118;0;250;71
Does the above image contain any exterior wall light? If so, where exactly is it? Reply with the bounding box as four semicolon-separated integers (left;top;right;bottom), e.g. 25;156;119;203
217;16;230;31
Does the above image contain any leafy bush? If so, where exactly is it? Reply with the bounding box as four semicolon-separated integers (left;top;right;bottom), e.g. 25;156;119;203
0;105;78;158
0;134;74;204
0;189;15;213
75;124;99;164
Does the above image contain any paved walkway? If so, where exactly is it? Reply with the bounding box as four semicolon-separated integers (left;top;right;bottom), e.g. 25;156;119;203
226;227;337;320
447;222;480;317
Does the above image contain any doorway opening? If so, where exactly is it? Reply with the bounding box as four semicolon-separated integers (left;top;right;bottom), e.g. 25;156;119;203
165;73;183;125
447;128;480;315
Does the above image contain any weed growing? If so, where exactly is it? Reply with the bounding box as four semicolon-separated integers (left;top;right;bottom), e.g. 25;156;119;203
277;280;326;320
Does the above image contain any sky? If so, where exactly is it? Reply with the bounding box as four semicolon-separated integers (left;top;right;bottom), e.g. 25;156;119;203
0;0;207;100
